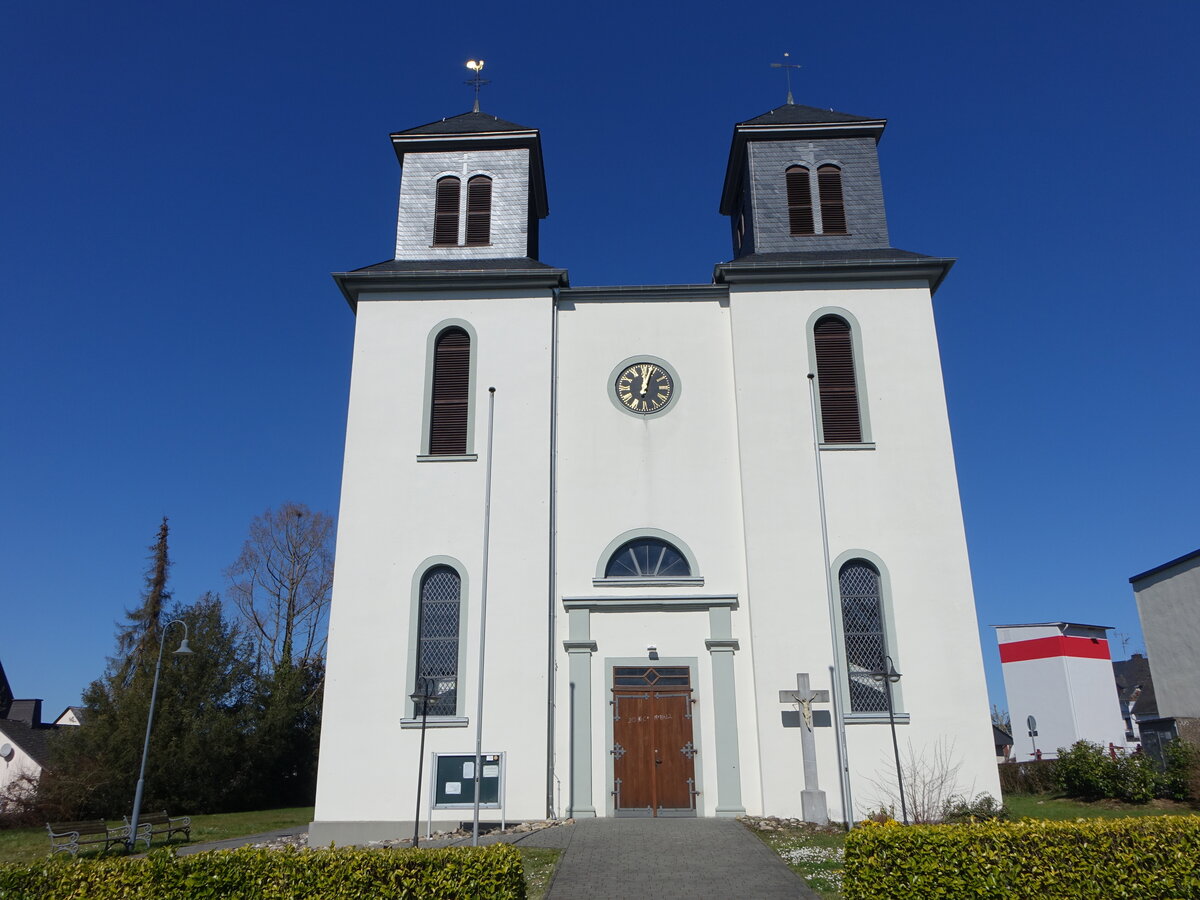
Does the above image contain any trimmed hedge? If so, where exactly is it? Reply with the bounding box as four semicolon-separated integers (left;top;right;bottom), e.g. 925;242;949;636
844;816;1200;899
0;843;525;899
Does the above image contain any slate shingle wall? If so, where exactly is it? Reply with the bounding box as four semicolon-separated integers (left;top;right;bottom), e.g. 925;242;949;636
394;148;530;260
745;137;889;254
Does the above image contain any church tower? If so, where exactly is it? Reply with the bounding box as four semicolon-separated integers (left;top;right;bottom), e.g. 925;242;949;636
312;97;998;843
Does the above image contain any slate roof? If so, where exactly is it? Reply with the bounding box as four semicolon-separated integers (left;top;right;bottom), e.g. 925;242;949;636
0;719;54;769
739;103;882;126
348;257;558;274
1113;655;1159;719
0;660;11;718
393;111;535;136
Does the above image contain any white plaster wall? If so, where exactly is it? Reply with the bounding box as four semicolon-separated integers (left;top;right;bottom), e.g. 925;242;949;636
314;290;554;831
553;295;760;818
0;732;41;805
1064;656;1129;750
1002;657;1087;760
1134;557;1200;718
729;281;999;822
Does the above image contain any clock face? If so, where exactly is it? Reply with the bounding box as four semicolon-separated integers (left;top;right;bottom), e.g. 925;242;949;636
615;362;674;414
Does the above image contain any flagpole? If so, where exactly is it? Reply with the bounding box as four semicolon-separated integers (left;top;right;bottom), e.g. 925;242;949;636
471;387;497;845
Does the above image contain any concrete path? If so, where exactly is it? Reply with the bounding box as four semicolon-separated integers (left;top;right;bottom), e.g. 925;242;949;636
540;818;817;900
171;826;307;856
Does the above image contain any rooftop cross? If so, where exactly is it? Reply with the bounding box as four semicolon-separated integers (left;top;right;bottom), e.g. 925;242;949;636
464;59;490;113
769;52;801;105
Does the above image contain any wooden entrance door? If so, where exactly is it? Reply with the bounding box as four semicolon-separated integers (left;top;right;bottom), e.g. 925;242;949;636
611;666;697;816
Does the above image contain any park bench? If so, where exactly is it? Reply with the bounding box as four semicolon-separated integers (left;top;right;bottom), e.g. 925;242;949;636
124;810;191;849
46;819;131;857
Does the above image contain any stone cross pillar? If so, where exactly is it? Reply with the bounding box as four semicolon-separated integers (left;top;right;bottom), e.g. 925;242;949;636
780;673;829;823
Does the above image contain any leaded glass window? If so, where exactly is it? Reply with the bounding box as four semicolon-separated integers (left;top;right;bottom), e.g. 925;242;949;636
604;538;690;578
415;566;460;716
840;560;888;712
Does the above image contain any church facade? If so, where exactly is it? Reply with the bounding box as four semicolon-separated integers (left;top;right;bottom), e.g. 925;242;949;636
310;100;998;843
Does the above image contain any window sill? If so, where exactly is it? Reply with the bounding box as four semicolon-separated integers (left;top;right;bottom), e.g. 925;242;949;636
417;454;478;463
592;576;705;588
845;713;910;725
819;442;875;451
400;716;469;729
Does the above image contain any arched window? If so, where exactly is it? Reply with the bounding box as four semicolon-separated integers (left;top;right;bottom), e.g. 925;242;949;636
813;315;862;443
605;537;691;578
433;176;461;246
839;560;888;713
415;565;461;716
465;175;492;246
786;165;815;235
428;327;470;455
817;165;847;234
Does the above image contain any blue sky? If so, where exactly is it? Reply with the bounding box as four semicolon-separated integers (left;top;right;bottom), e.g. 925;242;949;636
3;1;1197;719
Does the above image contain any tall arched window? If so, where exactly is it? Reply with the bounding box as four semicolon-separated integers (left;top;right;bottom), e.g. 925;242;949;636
433;176;461;246
839;560;888;713
605;537;691;578
817;165;847;234
465;175;492;246
813;315;862;443
428;327;470;455
415;565;461;716
786;165;815;235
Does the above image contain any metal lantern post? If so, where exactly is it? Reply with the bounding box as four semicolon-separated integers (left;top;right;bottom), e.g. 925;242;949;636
409;677;447;848
127;620;193;851
872;655;908;825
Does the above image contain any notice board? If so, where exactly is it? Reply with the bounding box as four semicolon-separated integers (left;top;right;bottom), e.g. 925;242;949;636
432;752;503;809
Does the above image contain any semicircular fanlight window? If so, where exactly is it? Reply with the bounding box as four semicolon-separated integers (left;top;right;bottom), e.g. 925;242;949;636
605;538;691;578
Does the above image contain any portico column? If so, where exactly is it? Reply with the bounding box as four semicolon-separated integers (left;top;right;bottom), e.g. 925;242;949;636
706;606;745;816
564;608;597;817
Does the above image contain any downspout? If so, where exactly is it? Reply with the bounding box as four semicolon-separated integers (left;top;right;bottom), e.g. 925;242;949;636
546;289;560;818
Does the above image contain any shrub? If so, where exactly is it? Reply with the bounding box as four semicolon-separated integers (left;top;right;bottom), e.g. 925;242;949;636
940;792;1010;823
844;816;1200;899
0;843;525;899
1163;738;1200;803
997;758;1058;795
1054;740;1113;801
1109;751;1161;803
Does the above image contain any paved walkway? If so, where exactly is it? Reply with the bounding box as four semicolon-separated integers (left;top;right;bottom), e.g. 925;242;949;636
535;818;817;900
174;818;816;898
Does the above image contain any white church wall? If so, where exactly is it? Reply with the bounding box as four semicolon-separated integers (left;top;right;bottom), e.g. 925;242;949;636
313;291;555;836
729;281;999;822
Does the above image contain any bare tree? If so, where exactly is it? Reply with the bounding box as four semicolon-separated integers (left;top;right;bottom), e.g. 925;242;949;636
225;503;334;670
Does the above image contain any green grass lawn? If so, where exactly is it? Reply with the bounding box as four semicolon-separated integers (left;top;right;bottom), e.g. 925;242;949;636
519;847;561;900
746;820;845;899
0;807;315;865
1005;793;1197;820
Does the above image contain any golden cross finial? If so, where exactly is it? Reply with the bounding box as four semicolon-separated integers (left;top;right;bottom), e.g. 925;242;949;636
465;59;490;113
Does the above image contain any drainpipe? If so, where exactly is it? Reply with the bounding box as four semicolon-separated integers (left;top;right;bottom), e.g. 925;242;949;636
546;290;560;819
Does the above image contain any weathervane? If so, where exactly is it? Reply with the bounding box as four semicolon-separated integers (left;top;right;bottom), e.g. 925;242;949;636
770;52;801;105
465;59;489;113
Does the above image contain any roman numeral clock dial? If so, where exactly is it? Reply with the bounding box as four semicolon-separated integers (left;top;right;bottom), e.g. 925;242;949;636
615;361;675;415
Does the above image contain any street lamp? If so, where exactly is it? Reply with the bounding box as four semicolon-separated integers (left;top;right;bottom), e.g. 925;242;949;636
871;655;908;825
127;619;193;850
409;676;453;847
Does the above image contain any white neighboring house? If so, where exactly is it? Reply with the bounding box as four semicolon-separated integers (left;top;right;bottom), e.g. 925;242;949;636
0;661;78;806
311;99;999;844
995;622;1128;760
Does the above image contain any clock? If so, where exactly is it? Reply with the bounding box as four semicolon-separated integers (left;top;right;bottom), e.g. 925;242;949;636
615;361;675;415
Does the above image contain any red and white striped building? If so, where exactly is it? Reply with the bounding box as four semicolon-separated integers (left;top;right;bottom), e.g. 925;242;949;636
996;622;1128;760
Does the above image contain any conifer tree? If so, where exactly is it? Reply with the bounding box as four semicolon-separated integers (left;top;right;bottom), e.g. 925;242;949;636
115;517;172;679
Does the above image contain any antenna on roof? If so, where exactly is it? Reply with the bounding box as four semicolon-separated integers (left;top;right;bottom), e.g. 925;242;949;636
770;52;801;105
465;59;489;113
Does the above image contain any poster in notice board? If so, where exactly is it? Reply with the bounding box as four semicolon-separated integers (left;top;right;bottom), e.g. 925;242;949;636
433;753;503;808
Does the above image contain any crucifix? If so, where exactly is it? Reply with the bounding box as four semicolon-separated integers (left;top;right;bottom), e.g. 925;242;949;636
464;59;490;113
769;52;802;106
779;672;829;823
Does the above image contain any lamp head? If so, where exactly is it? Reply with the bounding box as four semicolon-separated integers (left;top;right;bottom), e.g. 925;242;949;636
173;638;193;656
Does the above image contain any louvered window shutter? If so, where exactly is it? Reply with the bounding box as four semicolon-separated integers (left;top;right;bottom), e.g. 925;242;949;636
429;328;470;454
433;176;461;246
814;316;862;443
465;175;492;246
786;166;815;235
817;165;847;234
